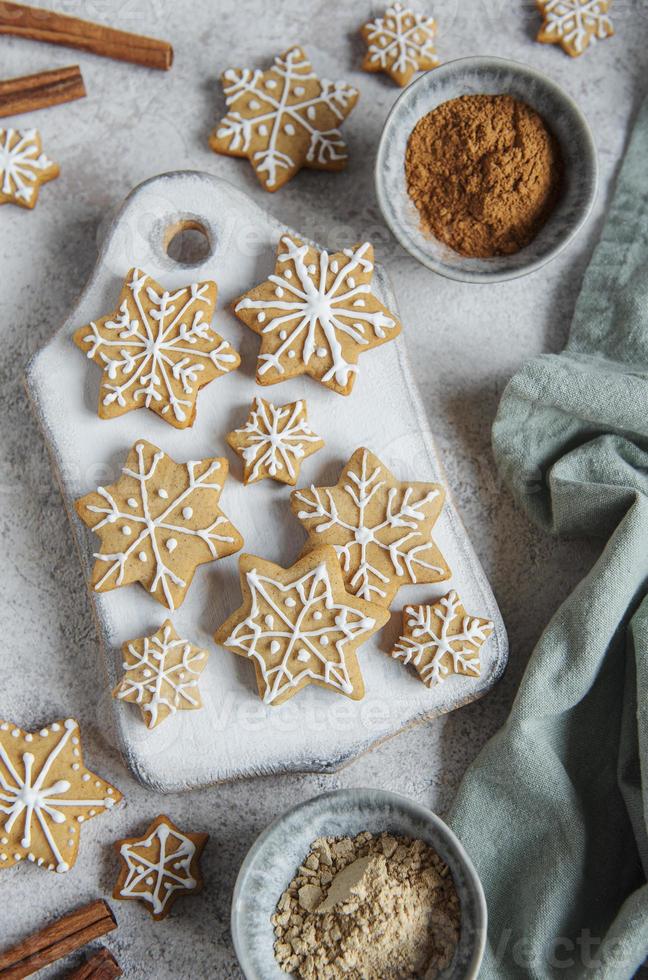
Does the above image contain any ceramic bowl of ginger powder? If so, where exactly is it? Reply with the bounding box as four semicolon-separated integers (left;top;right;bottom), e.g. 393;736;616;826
231;787;486;979
375;56;597;283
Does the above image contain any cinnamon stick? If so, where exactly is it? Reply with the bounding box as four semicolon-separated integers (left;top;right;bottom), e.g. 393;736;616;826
0;2;173;70
0;64;86;118
65;947;122;980
0;900;117;980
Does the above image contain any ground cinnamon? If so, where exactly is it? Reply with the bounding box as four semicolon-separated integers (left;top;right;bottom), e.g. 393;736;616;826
405;94;562;258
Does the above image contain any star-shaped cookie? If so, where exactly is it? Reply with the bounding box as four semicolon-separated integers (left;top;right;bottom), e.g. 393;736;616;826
73;268;239;428
227;397;324;486
292;447;450;607
214;546;390;706
113;621;209;729
536;0;614;56
0;718;122;873
114;814;208;921
209;46;359;191
391;590;494;686
233;235;402;396
75;440;243;610
361;3;439;86
0;127;59;209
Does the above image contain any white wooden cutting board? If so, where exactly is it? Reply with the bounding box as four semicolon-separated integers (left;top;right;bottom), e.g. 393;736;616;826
25;171;508;792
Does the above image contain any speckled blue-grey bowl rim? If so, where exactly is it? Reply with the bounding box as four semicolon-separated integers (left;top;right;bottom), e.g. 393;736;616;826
231;787;487;980
375;55;599;284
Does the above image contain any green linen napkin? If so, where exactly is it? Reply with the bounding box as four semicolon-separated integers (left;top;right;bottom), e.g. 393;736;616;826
449;94;648;978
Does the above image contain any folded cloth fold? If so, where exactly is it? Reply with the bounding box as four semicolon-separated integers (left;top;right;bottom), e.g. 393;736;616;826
449;93;648;979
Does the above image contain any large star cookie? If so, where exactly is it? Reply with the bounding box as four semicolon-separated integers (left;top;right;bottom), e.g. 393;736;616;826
73;268;239;428
227;397;324;486
209;46;359;191
0;718;122;874
391;590;494;686
361;3;439;87
292;447;450;607
113;620;209;729
536;0;614;56
0;127;59;209
233;235;402;396
114;814;208;921
214;547;389;706
75;440;243;610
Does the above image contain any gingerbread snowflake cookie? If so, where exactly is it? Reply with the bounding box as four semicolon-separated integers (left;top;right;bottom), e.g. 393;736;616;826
114;814;208;921
214;546;389;706
0;718;122;873
0;128;59;209
227;397;324;486
233;235;402;396
75;440;243;610
292;448;450;607
536;0;613;56
73;268;239;428
114;621;209;729
209;46;359;191
391;590;493;686
361;3;439;86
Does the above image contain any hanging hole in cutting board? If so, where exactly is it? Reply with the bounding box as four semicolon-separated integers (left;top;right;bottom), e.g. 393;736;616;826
164;219;212;266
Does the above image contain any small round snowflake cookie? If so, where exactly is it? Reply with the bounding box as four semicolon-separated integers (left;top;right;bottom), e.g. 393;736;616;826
0;127;59;209
113;620;209;729
0;718;122;873
209;45;359;192
536;0;614;57
113;814;208;921
233;234;402;397
214;546;390;706
226;396;324;486
391;590;494;687
75;440;243;610
73;267;240;428
360;3;439;87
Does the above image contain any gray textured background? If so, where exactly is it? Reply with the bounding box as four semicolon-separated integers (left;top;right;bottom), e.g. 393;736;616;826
1;1;646;976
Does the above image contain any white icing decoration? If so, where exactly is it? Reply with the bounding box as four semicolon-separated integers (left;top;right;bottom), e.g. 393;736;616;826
216;48;358;186
116;624;206;728
235;237;397;390
182;507;193;520
363;3;438;79
223;561;376;704
539;0;613;53
231;398;322;482
0;128;56;204
0;720;114;873
392;591;493;686
118;821;198;916
294;449;445;602
80;269;238;424
84;444;237;610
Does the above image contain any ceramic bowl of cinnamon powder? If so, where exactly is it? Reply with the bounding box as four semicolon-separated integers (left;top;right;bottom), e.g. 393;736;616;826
231;787;486;979
375;56;597;282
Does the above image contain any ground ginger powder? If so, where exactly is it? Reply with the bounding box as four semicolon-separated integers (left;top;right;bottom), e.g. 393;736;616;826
405;93;562;257
273;832;461;979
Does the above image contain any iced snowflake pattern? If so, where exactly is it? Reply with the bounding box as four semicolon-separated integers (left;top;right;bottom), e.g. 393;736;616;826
392;590;494;687
73;268;239;427
115;815;208;920
216;551;389;705
114;621;208;729
227;397;324;485
234;236;402;396
0;719;121;873
75;440;243;611
0;128;59;209
537;0;613;56
292;448;450;607
361;3;439;86
210;46;359;191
